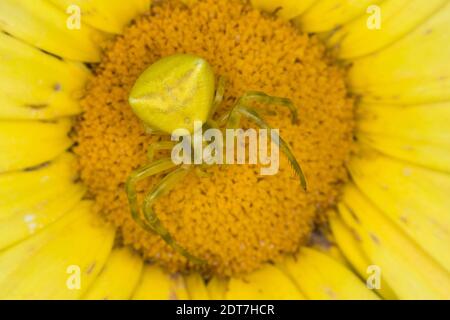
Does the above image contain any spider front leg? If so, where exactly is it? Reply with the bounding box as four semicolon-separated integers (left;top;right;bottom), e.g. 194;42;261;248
218;91;298;127
242;91;298;125
125;159;204;263
225;102;307;191
210;76;226;118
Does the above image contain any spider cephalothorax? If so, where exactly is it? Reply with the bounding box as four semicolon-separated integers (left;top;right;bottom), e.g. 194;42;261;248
126;54;307;263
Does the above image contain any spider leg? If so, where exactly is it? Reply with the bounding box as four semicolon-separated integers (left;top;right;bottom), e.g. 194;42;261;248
217;91;298;127
210;76;226;118
147;141;177;162
225;103;307;191
125;158;178;232
240;91;298;125
126;159;203;263
142;166;205;264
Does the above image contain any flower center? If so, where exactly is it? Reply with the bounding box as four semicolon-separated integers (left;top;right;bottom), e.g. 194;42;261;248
74;0;355;276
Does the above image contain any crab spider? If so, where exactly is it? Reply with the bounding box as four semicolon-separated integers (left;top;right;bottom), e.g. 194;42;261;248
126;54;307;263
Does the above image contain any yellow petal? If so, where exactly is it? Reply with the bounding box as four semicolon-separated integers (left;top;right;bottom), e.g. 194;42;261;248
358;133;450;173
206;277;228;300
0;0;107;62
356;102;450;147
0;153;75;203
348;2;450;104
0;184;85;249
225;264;304;300
340;184;450;299
296;0;383;33
282;248;379;300
329;214;397;300
83;247;143;300
0;119;72;173
0;153;85;249
47;0;151;34
329;0;447;59
184;273;210;300
0;201;115;299
132;265;189;300
0;94;80;121
0;32;89;120
250;0;316;20
356;101;450;173
348;150;450;273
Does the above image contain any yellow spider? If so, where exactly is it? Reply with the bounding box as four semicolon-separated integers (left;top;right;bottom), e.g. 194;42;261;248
126;54;307;263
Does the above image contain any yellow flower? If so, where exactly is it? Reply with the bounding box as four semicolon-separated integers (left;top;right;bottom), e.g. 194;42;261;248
0;0;449;300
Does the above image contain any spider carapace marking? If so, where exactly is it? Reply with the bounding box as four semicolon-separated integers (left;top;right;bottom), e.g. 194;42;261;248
126;54;307;264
